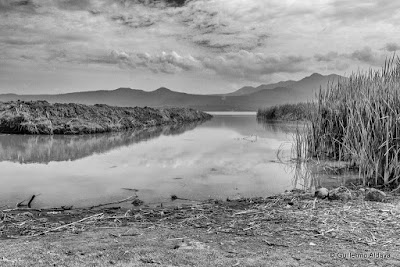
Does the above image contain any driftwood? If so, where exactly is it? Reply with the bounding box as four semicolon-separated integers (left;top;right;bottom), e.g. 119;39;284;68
16;194;37;208
2;195;136;213
2;206;73;213
170;195;201;202
87;195;137;209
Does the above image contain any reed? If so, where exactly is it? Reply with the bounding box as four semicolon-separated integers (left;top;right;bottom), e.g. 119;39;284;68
257;102;313;121
300;57;400;189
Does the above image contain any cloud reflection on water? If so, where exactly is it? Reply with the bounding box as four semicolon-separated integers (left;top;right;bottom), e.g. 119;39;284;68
0;115;298;207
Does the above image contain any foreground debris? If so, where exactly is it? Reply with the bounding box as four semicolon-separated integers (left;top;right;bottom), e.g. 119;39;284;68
1;189;399;249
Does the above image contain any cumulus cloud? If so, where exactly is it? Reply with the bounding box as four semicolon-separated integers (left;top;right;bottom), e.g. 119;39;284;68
99;50;202;74
82;49;308;81
86;49;308;80
313;46;392;71
202;51;307;80
348;46;383;64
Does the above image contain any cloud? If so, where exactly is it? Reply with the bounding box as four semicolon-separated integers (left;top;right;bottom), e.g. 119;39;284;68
83;49;308;81
0;0;37;13
202;50;308;80
314;52;339;62
114;0;187;8
1;0;400;94
323;0;400;25
111;14;155;28
349;46;381;64
314;47;387;67
99;50;202;74
383;43;400;52
175;0;270;51
56;0;92;11
98;0;269;52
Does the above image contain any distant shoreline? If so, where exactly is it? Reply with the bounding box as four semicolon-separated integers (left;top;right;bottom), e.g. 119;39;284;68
206;111;257;116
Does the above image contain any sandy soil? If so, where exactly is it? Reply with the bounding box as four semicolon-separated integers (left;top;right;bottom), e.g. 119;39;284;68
1;225;398;267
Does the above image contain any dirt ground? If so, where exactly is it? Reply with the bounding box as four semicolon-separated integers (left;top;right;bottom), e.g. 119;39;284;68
1;191;399;267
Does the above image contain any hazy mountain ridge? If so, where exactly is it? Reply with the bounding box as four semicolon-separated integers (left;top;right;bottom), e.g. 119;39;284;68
0;73;346;111
226;80;297;96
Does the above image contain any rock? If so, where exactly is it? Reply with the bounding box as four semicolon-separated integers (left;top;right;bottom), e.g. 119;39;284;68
364;188;386;202
314;187;329;199
131;198;144;206
328;187;353;201
290;189;305;194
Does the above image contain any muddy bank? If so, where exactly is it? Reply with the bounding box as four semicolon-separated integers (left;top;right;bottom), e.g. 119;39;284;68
1;194;399;266
1;189;399;266
0;101;212;134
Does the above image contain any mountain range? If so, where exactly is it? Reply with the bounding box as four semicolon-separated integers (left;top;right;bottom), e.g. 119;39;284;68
0;73;346;111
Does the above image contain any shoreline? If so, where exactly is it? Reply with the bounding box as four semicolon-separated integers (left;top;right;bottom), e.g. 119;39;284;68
1;188;399;266
0;100;212;135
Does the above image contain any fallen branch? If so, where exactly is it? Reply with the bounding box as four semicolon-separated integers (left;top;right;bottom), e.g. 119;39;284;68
27;195;36;208
87;195;137;209
16;194;39;208
2;206;73;213
3;208;42;212
170;195;201;202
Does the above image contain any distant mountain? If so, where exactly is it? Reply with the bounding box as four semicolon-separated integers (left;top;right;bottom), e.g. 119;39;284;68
0;73;347;111
226;73;344;96
226;80;297;96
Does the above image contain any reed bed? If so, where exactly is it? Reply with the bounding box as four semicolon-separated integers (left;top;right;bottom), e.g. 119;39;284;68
299;57;400;190
257;102;313;121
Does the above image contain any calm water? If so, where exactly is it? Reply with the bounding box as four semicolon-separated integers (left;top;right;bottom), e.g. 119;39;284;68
0;114;301;208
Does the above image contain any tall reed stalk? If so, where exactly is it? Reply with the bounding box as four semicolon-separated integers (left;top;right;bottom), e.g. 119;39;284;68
300;57;400;189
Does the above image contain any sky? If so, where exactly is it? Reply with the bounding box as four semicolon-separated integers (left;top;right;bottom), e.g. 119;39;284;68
0;0;399;94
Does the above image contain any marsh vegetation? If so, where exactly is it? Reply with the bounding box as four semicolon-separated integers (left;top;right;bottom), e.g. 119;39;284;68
0;100;212;134
280;59;400;190
257;102;312;121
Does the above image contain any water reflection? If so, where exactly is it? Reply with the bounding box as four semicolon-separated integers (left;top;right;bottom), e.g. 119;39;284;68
0;114;305;208
291;160;363;191
258;120;303;135
205;115;298;138
0;121;204;164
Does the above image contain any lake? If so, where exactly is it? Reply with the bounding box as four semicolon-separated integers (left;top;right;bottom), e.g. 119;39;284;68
0;113;302;208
